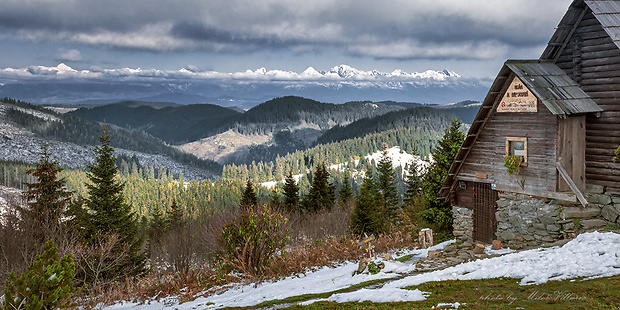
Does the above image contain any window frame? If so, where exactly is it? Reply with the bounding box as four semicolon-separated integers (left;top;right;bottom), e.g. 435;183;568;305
505;137;528;166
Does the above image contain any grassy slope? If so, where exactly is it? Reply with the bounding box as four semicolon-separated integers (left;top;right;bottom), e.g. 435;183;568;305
246;275;620;309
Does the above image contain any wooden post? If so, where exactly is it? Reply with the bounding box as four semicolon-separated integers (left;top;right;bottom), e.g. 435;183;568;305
418;228;434;248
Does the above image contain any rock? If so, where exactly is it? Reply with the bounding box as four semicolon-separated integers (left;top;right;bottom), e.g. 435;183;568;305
357;258;371;274
601;205;620;223
473;244;485;254
492;240;501;250
588;194;612;205
546;224;560;232
427;250;442;258
460;242;473;248
541;236;555;243
581;219;607;229
443;245;457;253
562;222;575;230
522;235;535;241
562;207;600;219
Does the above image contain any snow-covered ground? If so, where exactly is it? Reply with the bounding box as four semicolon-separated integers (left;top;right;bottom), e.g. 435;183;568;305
106;231;620;309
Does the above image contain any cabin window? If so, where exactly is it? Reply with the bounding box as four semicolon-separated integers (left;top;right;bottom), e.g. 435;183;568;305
506;137;527;165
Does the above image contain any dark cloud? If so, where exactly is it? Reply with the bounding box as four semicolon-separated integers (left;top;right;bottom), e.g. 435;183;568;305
170;22;286;49
0;0;572;60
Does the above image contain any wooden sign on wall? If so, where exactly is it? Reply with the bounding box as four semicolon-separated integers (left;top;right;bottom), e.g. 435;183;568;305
497;76;537;112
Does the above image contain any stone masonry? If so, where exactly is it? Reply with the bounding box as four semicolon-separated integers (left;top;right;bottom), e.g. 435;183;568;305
453;191;620;248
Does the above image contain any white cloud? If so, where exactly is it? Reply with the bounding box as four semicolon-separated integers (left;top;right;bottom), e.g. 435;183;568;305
55;49;82;62
0;63;474;86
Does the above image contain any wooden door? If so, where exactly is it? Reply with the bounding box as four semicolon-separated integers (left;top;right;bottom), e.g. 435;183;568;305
473;182;498;243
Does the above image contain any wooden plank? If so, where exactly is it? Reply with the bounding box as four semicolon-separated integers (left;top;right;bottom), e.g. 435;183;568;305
556;162;588;207
582;55;620;67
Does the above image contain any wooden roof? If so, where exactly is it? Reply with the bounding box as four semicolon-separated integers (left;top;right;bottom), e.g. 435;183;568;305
506;61;602;115
438;60;602;199
542;0;620;61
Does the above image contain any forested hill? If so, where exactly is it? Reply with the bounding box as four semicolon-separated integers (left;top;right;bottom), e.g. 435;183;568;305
0;98;221;178
314;105;476;145
230;96;403;135
67;96;403;144
68;102;242;144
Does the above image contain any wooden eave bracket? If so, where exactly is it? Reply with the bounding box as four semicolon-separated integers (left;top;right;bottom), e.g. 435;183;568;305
556;161;588;207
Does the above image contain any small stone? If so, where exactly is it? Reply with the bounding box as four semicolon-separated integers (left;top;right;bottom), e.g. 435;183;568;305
601;205;620;223
491;240;501;250
533;223;546;230
562;222;575;230
460;242;473;248
473;244;485;254
546;224;561;232
522;235;535;241
581;219;607;229
588;194;612;205
541;236;555;243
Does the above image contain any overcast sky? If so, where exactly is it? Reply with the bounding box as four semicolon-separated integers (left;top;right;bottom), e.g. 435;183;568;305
0;0;573;80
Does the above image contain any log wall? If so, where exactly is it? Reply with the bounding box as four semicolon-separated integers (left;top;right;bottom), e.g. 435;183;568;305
553;10;620;193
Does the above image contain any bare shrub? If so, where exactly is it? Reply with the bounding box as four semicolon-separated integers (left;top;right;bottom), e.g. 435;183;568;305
221;205;290;278
287;203;353;242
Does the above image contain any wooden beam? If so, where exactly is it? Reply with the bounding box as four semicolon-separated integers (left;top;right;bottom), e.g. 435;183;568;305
556;162;588;207
553;8;588;63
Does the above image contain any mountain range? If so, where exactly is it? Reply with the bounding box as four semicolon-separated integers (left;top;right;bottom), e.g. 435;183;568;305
0;64;489;109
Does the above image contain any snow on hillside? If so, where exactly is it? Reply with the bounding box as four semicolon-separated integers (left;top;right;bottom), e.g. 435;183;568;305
364;146;429;172
260;146;428;189
106;231;620;309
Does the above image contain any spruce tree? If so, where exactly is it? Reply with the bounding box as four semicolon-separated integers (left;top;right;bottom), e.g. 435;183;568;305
269;188;282;208
421;119;465;231
282;171;299;212
350;170;383;236
166;198;183;228
302;163;335;213
148;206;167;245
376;148;398;223
338;171;353;204
240;179;258;209
23;143;73;243
78;129;146;279
403;161;422;206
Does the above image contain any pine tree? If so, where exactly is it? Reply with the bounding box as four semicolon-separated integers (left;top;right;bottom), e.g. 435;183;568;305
77;129;146;279
240;179;258;209
282;171;299;212
302;163;335;213
338;171;353;204
3;240;75;310
350;170;383;236
22;143;73;243
376;148;399;223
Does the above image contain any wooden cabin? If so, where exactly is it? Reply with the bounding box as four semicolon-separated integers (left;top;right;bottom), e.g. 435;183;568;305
441;0;620;247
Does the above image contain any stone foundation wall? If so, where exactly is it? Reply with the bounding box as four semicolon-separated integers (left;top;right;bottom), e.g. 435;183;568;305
452;206;473;244
452;191;620;248
495;193;563;248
